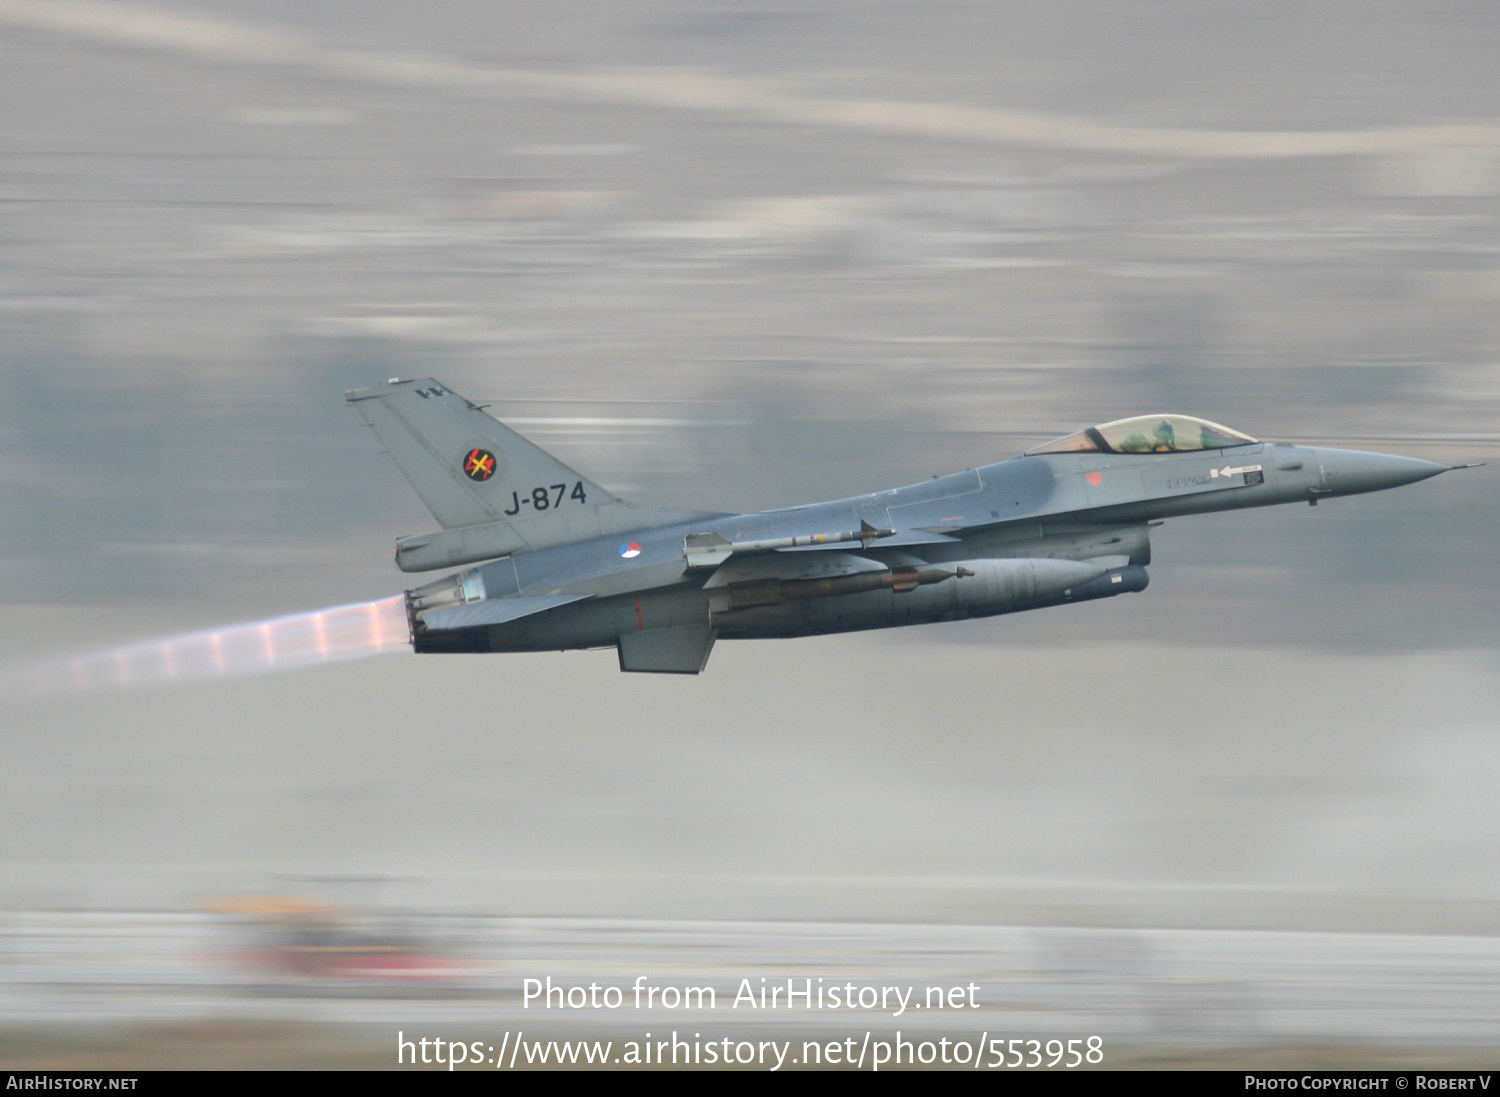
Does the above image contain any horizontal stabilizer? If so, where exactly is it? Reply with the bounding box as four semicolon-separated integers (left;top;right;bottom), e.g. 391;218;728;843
420;594;590;632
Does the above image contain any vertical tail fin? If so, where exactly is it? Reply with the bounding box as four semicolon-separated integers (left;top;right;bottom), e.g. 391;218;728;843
346;378;716;570
347;378;617;530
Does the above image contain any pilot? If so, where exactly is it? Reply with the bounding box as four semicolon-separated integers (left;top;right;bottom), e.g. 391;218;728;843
1117;420;1181;453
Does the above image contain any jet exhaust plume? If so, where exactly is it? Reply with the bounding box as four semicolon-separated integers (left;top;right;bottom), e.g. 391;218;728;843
0;597;410;702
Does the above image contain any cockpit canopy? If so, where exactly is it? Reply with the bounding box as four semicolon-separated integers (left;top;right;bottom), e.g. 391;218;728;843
1025;415;1257;456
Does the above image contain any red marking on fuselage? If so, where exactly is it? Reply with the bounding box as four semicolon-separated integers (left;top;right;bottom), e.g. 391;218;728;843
635;596;644;631
1086;471;1104;486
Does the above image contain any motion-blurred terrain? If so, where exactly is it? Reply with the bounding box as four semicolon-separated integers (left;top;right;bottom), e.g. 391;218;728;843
1;0;1498;1068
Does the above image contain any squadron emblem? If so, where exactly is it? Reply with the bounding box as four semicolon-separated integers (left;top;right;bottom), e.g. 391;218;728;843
462;448;497;482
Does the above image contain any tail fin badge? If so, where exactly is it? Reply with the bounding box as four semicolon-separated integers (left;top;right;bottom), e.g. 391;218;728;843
462;449;497;481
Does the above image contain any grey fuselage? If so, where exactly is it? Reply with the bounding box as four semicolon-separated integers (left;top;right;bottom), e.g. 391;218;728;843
406;441;1448;658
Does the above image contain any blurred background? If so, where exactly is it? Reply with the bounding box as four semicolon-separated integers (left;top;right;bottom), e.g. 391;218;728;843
1;0;1498;1068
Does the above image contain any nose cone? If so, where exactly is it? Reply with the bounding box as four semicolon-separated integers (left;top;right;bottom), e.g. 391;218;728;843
1313;448;1451;496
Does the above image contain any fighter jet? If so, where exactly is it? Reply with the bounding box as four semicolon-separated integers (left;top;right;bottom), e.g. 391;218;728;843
348;379;1470;674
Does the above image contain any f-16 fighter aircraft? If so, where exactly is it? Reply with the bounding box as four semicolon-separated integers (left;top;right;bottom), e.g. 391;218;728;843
348;379;1470;674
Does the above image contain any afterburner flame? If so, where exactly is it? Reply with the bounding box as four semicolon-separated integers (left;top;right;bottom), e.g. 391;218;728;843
0;597;410;701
